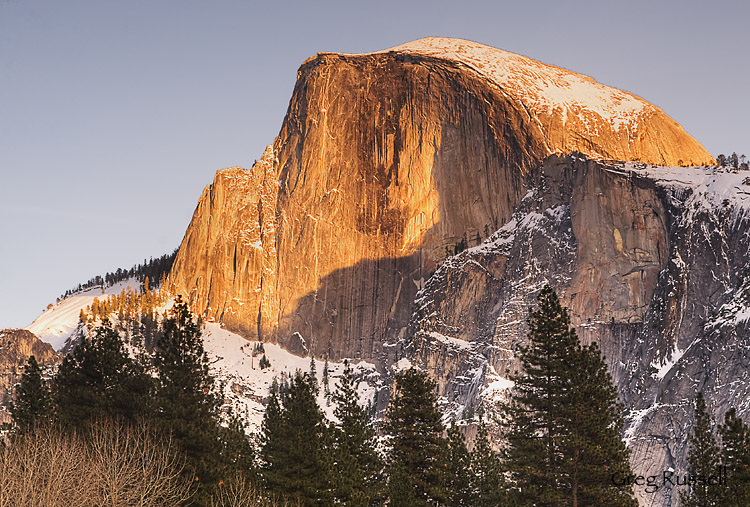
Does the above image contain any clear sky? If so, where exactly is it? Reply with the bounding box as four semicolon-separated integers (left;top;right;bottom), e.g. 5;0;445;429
1;0;748;328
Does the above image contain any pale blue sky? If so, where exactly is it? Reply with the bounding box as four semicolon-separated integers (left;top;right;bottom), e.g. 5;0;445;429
1;0;748;328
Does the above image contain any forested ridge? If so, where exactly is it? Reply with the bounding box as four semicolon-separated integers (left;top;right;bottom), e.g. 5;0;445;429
57;249;177;302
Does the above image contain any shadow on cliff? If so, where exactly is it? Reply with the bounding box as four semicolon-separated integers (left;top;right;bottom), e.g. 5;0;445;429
275;251;425;364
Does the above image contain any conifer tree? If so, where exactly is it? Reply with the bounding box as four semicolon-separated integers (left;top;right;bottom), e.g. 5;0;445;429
681;392;722;507
261;371;332;505
54;319;153;430
154;295;249;504
309;355;318;394
323;357;330;397
503;286;636;506
10;355;53;434
384;367;449;506
718;408;750;506
445;423;473;506
330;360;383;505
259;354;271;369
269;376;280;396
563;341;635;505
469;422;510;506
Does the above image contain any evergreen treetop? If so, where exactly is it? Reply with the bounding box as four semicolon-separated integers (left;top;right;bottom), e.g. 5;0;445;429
445;422;473;506
9;355;53;434
718;408;750;506
261;371;332;506
53;319;154;430
330;360;383;506
681;392;722;507
384;367;449;506
153;295;251;505
504;286;636;506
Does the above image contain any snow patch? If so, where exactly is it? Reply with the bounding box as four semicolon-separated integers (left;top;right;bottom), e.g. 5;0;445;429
623;163;750;213
424;331;472;351
482;365;515;402
203;323;379;431
392;358;413;372
651;347;685;380
624;404;662;447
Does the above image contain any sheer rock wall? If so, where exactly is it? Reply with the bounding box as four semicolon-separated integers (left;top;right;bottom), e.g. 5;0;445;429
169;47;711;364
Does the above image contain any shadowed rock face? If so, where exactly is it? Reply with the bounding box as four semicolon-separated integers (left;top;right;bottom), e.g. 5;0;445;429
402;156;672;433
169;41;711;363
406;156;750;506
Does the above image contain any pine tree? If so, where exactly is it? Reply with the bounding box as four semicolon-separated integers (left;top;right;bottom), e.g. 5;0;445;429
269;376;280;396
470;422;510;506
154;295;249;504
259;392;284;491
330;360;383;505
385;367;449;506
445;423;473;506
718;408;750;506
563;341;635;506
9;355;53;434
53;319;153;430
323;357;330;397
260;371;332;505
504;287;579;504
309;355;318;394
681;392;722;507
503;286;636;506
259;354;271;369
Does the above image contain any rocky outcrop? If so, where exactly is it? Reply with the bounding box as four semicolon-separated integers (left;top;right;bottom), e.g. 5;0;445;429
169;38;712;364
169;146;280;342
0;328;57;424
404;156;750;506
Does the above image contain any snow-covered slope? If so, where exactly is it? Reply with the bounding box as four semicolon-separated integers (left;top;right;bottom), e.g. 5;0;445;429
367;37;653;131
26;292;381;433
624;162;750;212
203;323;381;431
27;279;140;351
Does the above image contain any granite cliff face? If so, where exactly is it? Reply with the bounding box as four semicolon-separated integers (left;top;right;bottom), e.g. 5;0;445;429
0;328;57;424
405;157;750;506
167;38;733;506
170;38;712;362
